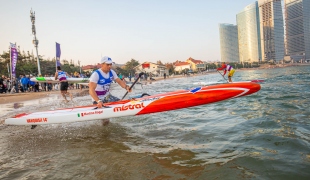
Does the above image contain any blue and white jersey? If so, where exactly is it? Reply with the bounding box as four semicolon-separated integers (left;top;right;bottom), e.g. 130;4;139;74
57;71;67;81
89;69;118;101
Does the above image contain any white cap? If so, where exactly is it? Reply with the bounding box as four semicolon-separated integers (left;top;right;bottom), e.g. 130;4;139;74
101;56;113;64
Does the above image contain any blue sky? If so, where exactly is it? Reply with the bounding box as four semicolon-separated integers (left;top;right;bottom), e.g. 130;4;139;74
1;0;256;65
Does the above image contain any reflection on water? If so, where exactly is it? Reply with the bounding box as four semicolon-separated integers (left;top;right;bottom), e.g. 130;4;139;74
0;66;310;179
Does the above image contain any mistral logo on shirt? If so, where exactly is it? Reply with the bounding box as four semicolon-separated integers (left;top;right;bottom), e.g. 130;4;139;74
77;110;103;117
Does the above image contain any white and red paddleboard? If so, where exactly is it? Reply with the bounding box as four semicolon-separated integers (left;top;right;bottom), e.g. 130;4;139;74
5;82;261;125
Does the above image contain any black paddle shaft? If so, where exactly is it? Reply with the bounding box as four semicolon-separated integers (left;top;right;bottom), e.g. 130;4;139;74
217;70;229;83
121;72;144;100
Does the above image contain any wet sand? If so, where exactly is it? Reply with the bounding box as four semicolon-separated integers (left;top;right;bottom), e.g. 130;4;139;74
0;89;88;105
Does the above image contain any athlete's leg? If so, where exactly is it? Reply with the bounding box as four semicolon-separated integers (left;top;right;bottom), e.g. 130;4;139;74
228;76;232;82
228;69;235;82
60;82;69;102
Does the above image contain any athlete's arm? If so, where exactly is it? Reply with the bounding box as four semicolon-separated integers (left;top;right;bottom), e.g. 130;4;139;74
89;82;99;101
54;72;58;80
89;81;105;108
223;69;227;76
217;64;226;71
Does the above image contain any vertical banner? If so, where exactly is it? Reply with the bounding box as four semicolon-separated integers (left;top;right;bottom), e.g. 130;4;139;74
56;42;61;67
10;43;18;78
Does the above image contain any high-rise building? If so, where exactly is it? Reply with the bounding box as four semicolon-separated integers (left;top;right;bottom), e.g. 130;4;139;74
237;2;262;63
219;24;240;63
284;0;310;61
258;0;285;62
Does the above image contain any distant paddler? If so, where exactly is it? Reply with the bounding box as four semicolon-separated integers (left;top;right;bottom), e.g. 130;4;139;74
217;62;236;82
54;66;73;103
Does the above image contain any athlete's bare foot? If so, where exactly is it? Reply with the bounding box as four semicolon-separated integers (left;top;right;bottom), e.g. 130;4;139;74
63;99;69;103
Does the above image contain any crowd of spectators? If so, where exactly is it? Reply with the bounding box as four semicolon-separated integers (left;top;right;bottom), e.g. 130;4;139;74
0;71;90;94
0;71;167;94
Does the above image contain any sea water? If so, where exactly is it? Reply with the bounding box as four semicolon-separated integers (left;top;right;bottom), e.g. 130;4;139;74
0;66;309;180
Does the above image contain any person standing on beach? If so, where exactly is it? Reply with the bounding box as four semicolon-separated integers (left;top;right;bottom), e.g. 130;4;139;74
20;75;29;92
54;66;73;103
217;62;235;82
34;82;40;92
0;75;3;86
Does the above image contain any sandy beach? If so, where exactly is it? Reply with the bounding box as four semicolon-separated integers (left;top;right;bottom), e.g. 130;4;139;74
0;89;89;105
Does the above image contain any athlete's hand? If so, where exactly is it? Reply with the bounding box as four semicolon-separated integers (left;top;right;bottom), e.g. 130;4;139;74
97;100;104;108
125;85;132;92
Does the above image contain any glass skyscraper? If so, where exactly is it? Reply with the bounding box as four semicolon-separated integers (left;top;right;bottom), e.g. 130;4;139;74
284;0;310;61
219;24;240;63
237;2;262;63
258;0;285;62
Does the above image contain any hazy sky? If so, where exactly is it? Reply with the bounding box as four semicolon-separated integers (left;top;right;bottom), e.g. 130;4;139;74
1;0;256;65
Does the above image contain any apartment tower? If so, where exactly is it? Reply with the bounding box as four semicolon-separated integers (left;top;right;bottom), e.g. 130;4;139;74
259;0;285;62
284;0;310;61
237;2;262;63
219;24;240;63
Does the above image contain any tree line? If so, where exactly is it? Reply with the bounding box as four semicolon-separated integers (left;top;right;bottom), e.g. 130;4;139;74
0;48;261;78
0;50;82;77
0;49;176;78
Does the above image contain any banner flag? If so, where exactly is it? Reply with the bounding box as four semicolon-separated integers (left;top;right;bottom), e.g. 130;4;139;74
56;42;61;67
10;43;18;78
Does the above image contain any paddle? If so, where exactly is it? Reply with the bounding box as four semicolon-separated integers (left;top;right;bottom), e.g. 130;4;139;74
121;72;144;100
217;70;229;83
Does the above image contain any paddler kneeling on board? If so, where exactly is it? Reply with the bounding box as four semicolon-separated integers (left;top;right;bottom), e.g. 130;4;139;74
217;62;235;82
89;56;131;125
55;66;73;103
